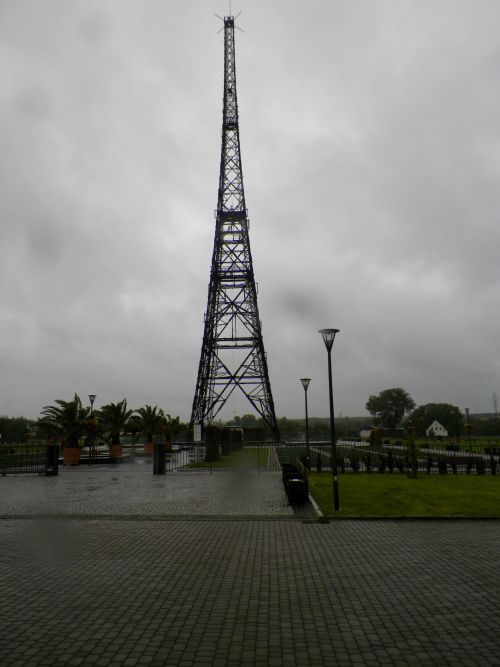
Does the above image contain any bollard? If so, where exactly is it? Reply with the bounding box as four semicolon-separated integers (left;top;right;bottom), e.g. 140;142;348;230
153;442;166;475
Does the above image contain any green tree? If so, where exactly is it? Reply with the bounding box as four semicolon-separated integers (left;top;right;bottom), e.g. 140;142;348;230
0;416;33;443
135;405;164;444
366;388;416;430
164;415;188;441
159;412;176;443
368;427;382;450
99;399;133;446
126;414;143;441
277;417;301;439
469;417;500;437
229;414;262;428
39;394;90;448
407;403;463;437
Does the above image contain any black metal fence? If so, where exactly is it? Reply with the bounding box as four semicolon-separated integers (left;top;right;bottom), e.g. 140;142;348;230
145;440;499;475
284;441;500;476
2;438;497;477
162;442;277;473
0;443;59;476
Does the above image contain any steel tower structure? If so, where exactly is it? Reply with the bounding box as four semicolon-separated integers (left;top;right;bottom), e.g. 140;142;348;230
190;16;279;440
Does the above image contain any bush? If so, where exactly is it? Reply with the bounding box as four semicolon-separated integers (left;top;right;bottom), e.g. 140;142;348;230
369;429;382;451
407;440;418;479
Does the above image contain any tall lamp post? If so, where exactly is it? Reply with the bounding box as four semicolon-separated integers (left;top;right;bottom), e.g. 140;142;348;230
300;378;311;469
465;407;472;450
88;394;96;466
318;328;340;512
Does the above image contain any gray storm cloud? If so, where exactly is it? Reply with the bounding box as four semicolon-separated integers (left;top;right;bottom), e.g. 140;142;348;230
1;0;499;421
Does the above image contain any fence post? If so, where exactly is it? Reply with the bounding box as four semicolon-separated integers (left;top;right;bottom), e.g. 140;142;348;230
153;442;165;475
45;444;59;476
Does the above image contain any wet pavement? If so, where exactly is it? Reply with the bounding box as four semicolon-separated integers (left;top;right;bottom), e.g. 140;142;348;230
1;461;499;666
0;459;294;519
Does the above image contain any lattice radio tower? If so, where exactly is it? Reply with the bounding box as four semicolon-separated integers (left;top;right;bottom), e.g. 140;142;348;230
190;15;280;440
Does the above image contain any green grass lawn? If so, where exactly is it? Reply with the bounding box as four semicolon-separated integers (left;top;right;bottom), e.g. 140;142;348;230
309;473;500;517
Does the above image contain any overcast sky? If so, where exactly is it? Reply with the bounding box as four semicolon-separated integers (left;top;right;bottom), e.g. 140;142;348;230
1;0;500;422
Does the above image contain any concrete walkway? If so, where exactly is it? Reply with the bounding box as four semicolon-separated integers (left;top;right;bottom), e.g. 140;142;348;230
1;463;499;666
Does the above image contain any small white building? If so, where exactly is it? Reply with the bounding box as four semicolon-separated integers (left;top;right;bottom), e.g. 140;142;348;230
425;420;448;438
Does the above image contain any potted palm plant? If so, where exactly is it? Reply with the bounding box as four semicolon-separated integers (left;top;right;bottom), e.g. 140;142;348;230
40;394;90;465
161;413;178;451
135;405;164;454
126;414;142;453
99;399;133;461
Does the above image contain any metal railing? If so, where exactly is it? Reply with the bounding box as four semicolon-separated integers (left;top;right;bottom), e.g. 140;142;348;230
162;442;276;473
0;443;58;476
287;441;500;475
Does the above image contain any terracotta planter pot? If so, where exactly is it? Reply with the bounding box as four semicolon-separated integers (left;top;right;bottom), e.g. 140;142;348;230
144;441;154;454
109;444;123;460
63;447;80;466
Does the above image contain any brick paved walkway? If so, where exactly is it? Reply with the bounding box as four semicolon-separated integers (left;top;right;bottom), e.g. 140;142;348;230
0;461;294;519
1;465;499;665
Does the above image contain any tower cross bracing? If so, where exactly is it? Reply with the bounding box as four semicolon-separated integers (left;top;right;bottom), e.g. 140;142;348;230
190;16;279;440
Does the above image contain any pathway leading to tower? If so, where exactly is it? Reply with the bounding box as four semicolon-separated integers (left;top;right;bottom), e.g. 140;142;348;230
0;460;294;520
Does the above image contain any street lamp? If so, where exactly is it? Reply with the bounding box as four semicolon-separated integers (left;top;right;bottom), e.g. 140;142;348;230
465;407;472;450
318;328;340;512
300;378;311;470
88;394;97;466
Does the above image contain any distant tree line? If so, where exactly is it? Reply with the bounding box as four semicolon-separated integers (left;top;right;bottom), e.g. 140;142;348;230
2;389;500;445
223;414;371;440
365;387;500;437
0;416;33;443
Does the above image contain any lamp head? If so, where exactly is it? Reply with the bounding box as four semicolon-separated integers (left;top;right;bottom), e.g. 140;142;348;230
300;378;311;391
318;328;340;351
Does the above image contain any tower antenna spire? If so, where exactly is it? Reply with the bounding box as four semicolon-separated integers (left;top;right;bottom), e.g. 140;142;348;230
191;16;279;440
215;7;243;32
